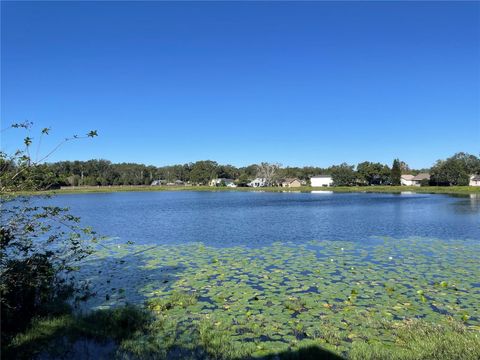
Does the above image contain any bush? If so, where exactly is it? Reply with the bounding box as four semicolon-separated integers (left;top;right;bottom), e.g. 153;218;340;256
1;122;98;348
420;178;430;187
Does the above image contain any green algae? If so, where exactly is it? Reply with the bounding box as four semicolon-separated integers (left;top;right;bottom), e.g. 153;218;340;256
73;237;480;358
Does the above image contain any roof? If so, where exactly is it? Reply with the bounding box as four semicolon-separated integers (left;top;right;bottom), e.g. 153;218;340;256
401;174;415;180
412;173;430;181
471;175;480;181
311;175;332;179
282;178;301;183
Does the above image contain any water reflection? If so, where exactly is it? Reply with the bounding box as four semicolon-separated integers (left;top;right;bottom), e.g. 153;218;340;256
448;193;480;215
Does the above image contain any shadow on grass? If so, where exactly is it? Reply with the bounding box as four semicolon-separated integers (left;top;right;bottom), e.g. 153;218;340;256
262;346;345;360
5;301;345;359
7;301;479;360
3;305;150;360
2;246;189;360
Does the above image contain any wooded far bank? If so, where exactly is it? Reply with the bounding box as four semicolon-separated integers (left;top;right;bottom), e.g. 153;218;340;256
2;152;479;191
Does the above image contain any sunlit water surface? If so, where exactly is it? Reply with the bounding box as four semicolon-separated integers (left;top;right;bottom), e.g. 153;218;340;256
40;191;480;246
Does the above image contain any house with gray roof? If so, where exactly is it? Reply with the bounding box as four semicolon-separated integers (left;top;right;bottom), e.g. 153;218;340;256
400;174;415;186
411;173;430;186
470;175;480;187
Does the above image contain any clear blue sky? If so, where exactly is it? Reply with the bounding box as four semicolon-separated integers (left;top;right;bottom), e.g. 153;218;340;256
2;1;479;169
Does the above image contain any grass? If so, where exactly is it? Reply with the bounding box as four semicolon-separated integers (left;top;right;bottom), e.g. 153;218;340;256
349;318;480;360
6;305;480;359
13;184;480;196
4;305;152;359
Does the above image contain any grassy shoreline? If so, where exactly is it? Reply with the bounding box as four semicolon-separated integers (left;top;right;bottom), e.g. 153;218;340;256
12;185;480;196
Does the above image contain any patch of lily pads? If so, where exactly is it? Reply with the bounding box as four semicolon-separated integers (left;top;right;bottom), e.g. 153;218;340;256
75;237;480;358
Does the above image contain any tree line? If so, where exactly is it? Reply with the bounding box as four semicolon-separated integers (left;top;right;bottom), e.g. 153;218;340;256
2;152;478;190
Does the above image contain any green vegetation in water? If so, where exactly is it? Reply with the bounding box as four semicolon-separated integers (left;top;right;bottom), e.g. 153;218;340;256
6;238;480;359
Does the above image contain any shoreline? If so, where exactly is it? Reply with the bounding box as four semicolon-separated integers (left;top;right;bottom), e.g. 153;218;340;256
10;185;480;196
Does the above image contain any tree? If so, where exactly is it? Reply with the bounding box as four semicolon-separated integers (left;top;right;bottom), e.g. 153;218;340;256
430;153;480;186
391;159;402;186
239;164;258;179
330;163;356;186
255;162;282;186
1;122;99;344
189;160;218;185
236;173;251;187
400;161;410;174
217;164;239;179
356;161;391;185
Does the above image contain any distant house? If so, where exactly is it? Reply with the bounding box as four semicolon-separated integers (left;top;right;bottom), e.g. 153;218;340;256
311;175;333;187
281;178;302;188
151;179;166;186
400;175;415;186
210;178;236;187
411;173;430;186
470;175;480;187
247;178;267;187
166;180;185;186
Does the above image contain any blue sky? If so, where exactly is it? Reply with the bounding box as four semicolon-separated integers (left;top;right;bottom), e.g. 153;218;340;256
2;1;479;169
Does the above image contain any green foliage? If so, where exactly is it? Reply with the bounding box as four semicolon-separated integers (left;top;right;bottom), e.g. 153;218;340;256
391;159;402;186
217;164;240;179
420;178;430;187
189;160;219;185
431;152;480;186
6;154;479;190
6;305;151;359
1;127;478;190
1;253;72;340
146;291;198;312
350;319;480;360
1;123;99;348
356;161;391;185
11;237;479;359
330;163;356;186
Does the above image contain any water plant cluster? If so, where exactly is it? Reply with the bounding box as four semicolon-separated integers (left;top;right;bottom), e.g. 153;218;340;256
53;236;480;359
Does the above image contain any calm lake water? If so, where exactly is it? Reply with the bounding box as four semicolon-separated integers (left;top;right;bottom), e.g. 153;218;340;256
43;191;480;246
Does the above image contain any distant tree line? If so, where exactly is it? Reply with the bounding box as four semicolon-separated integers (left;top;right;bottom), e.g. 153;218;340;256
1;152;478;190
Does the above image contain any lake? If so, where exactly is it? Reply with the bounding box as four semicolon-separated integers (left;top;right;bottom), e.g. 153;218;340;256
43;191;480;246
31;191;480;358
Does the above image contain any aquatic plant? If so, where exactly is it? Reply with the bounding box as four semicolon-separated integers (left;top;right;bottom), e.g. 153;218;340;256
8;237;480;359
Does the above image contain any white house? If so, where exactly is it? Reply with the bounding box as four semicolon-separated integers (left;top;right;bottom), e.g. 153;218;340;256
470;175;480;187
210;178;235;187
151;179;166;186
310;175;333;187
247;178;267;187
400;174;415;186
411;173;430;186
